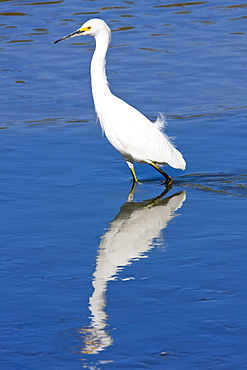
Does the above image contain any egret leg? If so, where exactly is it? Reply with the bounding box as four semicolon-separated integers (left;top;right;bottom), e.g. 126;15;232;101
149;162;172;185
128;181;137;202
126;161;138;182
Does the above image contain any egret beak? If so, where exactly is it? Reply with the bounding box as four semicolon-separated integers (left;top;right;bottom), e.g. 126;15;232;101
54;28;84;44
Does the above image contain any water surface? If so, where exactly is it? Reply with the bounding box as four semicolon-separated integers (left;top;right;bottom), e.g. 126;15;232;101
1;1;247;369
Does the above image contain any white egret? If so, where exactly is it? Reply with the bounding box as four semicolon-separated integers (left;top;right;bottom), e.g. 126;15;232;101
54;19;186;184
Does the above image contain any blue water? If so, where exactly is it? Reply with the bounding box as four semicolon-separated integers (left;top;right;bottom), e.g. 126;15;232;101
1;1;247;369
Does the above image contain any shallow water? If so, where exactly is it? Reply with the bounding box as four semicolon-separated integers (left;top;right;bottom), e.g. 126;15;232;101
1;1;247;369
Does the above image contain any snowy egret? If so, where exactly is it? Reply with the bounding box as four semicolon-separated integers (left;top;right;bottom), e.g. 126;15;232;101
54;19;186;184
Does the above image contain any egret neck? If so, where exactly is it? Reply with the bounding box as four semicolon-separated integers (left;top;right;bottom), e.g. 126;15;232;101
91;31;111;115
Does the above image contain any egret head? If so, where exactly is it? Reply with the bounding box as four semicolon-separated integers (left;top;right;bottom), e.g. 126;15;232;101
54;19;111;44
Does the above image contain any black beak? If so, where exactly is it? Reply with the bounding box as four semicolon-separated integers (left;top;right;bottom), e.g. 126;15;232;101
54;29;83;44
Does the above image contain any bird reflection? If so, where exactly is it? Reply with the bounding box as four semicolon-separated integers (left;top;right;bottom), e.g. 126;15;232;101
79;186;186;354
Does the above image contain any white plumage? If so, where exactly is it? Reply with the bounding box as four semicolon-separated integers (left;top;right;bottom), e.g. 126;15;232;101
54;18;186;184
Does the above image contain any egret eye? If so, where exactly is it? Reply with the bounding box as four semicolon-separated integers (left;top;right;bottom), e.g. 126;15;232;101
81;26;91;32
